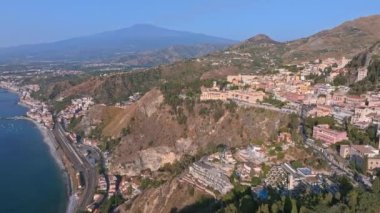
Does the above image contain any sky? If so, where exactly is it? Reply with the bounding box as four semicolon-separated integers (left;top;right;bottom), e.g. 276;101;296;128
0;0;380;47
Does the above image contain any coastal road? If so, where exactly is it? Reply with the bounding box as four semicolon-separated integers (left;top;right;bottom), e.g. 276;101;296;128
53;123;97;212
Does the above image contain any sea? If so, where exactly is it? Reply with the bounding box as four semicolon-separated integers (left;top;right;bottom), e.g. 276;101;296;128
0;89;67;213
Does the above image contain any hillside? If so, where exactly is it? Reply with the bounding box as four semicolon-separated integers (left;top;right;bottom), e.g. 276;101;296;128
336;41;380;94
283;15;380;62
30;15;380;106
0;24;235;63
73;88;291;176
22;15;380;213
118;177;212;213
115;43;228;67
224;14;380;65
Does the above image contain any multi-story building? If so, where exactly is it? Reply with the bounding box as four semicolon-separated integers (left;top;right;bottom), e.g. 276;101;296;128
312;124;348;145
189;160;233;194
350;145;380;172
200;88;265;104
307;105;332;117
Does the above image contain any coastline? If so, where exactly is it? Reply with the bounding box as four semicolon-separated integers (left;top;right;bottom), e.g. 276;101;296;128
27;117;65;169
27;118;77;213
0;87;74;213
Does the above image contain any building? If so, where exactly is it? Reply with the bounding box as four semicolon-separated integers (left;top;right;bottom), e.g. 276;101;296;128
189;160;233;194
332;109;353;124
351;145;380;172
357;67;368;82
227;90;265;104
200;88;265;104
367;157;380;172
200;90;227;101
307;105;332;117
339;145;350;158
351;107;380;129
312;124;348;145
345;95;366;107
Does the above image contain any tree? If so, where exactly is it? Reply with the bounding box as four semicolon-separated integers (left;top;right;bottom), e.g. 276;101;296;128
291;199;298;213
333;73;347;86
322;192;333;205
224;204;238;213
372;177;380;193
260;204;270;213
251;176;262;186
271;203;279;213
347;190;358;210
288;113;300;131
239;195;255;213
284;196;292;213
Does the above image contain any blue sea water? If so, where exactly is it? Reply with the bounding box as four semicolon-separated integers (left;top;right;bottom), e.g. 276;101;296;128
0;89;67;213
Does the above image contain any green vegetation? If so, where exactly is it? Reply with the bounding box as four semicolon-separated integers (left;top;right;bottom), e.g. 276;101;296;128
349;57;380;95
121;127;131;137
140;178;165;190
181;175;380;213
100;194;125;213
52;97;75;113
251;177;262;186
281;65;298;73
159;154;196;176
95;70;162;104
262;95;287;108
333;73;348;86
67;116;82;131
304;116;338;137
347;124;378;147
290;160;303;169
98;138;121;152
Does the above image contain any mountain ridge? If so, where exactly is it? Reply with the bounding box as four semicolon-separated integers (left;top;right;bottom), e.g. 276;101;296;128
0;24;236;63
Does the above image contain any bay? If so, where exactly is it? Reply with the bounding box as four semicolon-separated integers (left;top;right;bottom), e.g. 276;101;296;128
0;89;67;213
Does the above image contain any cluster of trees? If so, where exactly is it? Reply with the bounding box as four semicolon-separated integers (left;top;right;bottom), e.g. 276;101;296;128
261;95;287;108
348;57;380;95
304;116;337;137
99;194;125;213
159;154;196;176
180;175;380;213
347;124;378;147
94;69;162;104
160;78;240;124
332;73;348;86
139;178;165;190
67;115;82;131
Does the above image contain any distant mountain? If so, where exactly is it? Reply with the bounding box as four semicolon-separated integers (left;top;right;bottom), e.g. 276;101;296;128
0;24;236;63
115;43;228;67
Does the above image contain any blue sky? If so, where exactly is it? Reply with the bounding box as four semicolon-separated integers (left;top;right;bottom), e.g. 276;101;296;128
0;0;379;47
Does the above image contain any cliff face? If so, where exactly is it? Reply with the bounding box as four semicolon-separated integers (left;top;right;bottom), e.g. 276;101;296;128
95;89;290;176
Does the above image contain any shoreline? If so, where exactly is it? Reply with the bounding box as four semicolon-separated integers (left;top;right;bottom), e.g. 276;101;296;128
24;117;75;213
0;87;74;213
